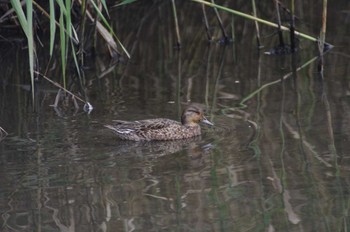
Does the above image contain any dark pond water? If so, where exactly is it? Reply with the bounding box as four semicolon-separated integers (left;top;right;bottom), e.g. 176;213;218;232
1;1;350;231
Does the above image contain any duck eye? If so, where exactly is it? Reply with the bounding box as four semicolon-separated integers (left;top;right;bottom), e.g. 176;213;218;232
187;110;200;114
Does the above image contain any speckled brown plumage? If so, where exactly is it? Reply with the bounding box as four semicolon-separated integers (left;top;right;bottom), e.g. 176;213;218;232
105;104;213;141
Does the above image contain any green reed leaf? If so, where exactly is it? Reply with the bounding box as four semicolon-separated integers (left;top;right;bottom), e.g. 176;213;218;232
10;0;35;102
49;0;56;56
59;10;66;88
55;0;67;15
65;0;72;38
10;0;28;35
90;0;130;58
26;0;34;102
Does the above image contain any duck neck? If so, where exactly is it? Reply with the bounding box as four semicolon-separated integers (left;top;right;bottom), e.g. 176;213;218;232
181;118;198;127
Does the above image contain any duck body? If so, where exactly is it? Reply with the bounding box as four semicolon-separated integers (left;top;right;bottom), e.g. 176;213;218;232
105;118;201;141
105;104;213;141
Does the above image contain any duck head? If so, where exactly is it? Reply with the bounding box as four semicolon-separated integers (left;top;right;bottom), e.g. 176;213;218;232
181;104;214;127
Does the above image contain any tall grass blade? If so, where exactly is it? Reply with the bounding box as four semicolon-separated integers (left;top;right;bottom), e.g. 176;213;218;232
32;1;78;44
70;40;82;80
65;0;72;38
79;0;87;64
64;0;80;82
10;0;35;102
56;0;67;15
59;10;67;88
57;0;79;42
26;0;34;102
90;0;130;58
10;0;28;35
49;0;56;56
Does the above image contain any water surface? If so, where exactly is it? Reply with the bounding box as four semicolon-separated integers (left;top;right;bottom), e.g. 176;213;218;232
1;1;350;231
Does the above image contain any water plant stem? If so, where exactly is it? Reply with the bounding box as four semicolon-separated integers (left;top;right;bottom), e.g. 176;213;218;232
290;0;296;52
319;0;328;54
251;0;261;48
318;0;328;73
171;0;181;47
274;0;284;46
192;0;322;44
201;4;212;41
10;0;35;102
211;0;228;41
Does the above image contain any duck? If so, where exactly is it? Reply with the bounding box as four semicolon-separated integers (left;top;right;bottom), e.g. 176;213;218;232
105;104;213;141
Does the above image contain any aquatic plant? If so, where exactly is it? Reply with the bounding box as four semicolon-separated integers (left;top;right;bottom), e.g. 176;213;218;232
7;0;129;107
192;0;323;44
3;0;332;108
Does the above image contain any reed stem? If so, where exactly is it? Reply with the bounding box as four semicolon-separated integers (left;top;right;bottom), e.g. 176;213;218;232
290;0;296;52
318;0;328;72
201;4;212;41
251;0;261;48
171;0;181;48
319;0;328;53
211;0;228;42
274;0;284;46
192;0;323;44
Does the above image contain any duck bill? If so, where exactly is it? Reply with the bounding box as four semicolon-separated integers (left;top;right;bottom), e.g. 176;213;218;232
202;117;214;126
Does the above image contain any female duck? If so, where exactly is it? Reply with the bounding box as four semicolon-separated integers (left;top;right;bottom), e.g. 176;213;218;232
105;104;213;141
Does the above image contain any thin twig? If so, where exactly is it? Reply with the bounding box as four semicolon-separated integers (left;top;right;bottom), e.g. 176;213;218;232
34;71;86;104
